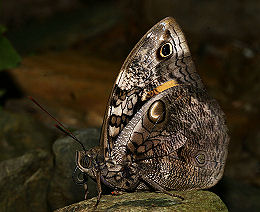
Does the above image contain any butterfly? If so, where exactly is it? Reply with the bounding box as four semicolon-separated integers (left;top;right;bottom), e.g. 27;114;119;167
32;16;229;207
72;16;230;206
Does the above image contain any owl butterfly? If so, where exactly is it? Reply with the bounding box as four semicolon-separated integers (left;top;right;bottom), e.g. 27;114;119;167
65;17;229;206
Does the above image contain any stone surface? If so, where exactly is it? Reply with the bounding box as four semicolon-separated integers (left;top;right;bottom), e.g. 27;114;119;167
55;190;228;212
48;128;100;211
0;150;53;212
0;109;56;161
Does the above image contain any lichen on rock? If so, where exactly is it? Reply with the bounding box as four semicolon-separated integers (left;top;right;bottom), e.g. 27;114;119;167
55;190;228;212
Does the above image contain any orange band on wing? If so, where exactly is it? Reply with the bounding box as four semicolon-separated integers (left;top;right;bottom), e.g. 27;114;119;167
142;80;179;101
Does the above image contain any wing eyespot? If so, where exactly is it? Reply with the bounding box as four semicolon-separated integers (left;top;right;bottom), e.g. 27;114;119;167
158;42;173;58
147;100;166;124
195;152;206;165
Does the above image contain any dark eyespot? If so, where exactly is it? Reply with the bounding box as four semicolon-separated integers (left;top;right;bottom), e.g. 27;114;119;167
81;156;91;168
159;42;173;58
195;153;206;165
147;100;166;124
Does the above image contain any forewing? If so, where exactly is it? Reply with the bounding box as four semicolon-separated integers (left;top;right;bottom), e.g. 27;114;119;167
101;17;204;158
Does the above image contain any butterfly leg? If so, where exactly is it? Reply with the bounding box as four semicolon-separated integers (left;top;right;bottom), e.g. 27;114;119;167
83;183;88;200
83;173;88;200
141;175;184;200
94;171;102;208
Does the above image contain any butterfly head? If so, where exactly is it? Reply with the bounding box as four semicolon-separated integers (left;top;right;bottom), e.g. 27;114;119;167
75;147;103;180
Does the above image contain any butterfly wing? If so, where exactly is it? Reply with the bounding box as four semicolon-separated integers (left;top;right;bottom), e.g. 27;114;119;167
101;17;204;158
110;85;229;190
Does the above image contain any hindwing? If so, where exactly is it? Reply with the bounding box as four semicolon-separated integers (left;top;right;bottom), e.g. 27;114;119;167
110;85;228;190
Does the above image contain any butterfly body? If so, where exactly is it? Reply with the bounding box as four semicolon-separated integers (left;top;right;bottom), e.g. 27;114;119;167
76;17;229;198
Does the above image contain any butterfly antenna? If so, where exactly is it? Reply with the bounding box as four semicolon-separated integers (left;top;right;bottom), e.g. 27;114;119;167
28;96;86;152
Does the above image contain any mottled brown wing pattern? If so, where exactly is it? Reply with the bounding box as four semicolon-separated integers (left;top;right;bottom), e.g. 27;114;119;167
134;85;228;190
106;85;228;190
101;17;204;159
96;84;228;192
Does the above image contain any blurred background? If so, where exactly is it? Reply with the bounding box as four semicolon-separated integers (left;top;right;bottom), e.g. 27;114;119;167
0;0;259;211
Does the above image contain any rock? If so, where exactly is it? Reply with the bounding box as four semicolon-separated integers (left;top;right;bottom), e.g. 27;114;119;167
0;150;53;212
0;109;56;161
48;128;100;211
55;190;228;212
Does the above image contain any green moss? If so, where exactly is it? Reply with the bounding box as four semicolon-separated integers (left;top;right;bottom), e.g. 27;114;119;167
107;197;180;210
55;190;228;212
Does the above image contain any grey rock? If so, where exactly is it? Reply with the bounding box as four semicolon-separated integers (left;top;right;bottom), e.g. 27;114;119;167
55;190;228;212
0;110;56;161
0;150;53;212
48;128;100;211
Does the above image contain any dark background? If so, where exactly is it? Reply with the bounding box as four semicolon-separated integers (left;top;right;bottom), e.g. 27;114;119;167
0;0;259;211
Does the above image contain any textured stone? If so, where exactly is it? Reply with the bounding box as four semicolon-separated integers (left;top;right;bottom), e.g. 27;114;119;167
48;128;100;211
55;190;228;212
0;109;55;161
0;150;53;212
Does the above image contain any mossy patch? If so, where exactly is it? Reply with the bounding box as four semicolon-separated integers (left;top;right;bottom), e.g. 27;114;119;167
55;190;228;212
